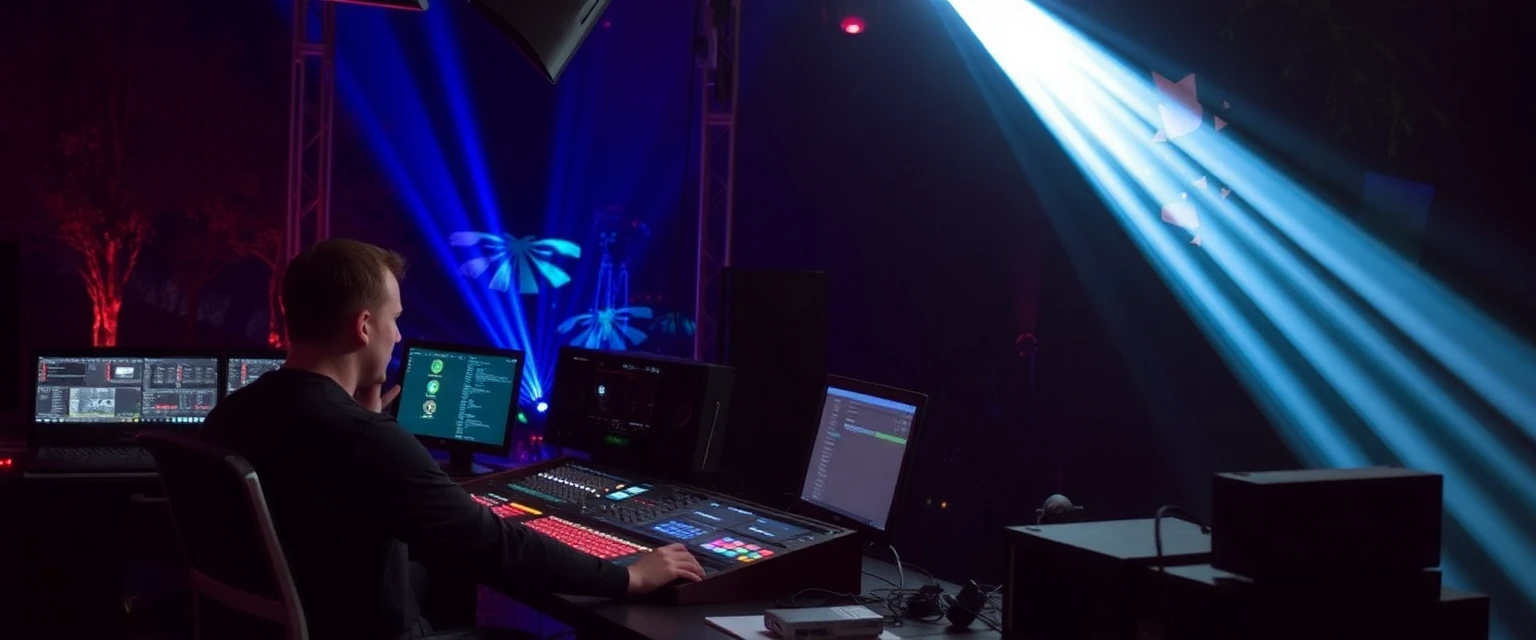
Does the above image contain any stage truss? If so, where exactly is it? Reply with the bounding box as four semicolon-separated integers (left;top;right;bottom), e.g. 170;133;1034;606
284;0;338;263
694;0;744;362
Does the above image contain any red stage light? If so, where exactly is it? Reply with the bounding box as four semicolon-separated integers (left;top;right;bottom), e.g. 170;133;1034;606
841;16;866;34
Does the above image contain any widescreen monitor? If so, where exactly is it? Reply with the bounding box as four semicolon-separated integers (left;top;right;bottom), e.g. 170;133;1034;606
33;350;221;429
224;350;286;396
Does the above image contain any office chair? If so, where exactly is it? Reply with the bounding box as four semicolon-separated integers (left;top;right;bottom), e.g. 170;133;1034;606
139;431;531;640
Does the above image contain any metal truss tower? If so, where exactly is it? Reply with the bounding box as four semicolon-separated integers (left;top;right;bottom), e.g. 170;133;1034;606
285;0;338;263
693;0;744;362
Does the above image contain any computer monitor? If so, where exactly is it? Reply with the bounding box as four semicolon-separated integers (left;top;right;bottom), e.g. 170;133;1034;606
544;347;733;479
223;350;286;396
797;375;927;536
392;341;524;477
32;349;222;437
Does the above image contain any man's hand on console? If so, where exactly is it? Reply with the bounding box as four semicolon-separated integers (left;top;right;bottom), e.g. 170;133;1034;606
626;543;705;594
355;383;401;414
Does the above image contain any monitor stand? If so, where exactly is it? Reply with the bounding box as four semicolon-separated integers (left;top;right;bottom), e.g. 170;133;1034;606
439;449;501;479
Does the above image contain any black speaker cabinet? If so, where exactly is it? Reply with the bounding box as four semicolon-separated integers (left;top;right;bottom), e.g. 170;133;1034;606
1211;468;1442;579
719;269;827;505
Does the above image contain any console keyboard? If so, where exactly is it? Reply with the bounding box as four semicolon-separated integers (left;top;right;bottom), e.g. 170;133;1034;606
37;447;150;460
526;516;650;560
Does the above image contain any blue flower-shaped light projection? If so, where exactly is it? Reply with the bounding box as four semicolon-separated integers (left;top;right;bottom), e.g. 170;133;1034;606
450;231;582;295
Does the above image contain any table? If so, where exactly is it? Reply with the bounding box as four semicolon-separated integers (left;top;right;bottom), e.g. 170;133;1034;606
508;557;1002;639
1003;519;1212;639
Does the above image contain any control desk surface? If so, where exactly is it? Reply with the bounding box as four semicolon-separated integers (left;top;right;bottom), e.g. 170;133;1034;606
461;457;862;604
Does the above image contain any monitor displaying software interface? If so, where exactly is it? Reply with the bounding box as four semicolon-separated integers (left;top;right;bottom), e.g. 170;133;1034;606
225;357;285;395
799;384;919;531
396;346;520;447
581;358;663;436
34;355;220;424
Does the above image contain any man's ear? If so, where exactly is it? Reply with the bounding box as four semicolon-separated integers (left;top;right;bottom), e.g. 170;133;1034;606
352;308;373;346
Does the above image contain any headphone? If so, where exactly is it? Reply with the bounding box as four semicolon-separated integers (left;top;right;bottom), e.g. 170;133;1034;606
943;581;987;628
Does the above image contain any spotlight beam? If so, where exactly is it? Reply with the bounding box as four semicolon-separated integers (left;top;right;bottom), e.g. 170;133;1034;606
333;9;504;350
945;0;1536;624
1019;36;1536;518
1024;7;1536;442
425;9;544;401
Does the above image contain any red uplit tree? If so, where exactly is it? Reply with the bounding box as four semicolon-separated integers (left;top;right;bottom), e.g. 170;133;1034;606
164;197;263;344
40;125;153;347
29;0;195;346
249;228;288;349
162;74;285;345
1223;0;1447;164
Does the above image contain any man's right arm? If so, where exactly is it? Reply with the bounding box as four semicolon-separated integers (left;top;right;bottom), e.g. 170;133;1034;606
356;417;632;597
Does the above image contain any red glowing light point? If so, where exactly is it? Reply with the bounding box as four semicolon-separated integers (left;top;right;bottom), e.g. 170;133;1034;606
841;16;866;34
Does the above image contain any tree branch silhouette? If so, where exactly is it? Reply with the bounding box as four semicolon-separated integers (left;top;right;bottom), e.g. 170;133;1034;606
1223;0;1448;164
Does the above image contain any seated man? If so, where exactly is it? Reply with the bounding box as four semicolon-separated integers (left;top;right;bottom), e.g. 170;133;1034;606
203;239;703;639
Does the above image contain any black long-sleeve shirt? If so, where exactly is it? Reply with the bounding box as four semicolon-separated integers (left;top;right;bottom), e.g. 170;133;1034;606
201;368;629;639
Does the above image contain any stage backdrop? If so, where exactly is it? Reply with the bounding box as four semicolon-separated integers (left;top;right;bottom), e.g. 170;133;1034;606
733;1;1047;578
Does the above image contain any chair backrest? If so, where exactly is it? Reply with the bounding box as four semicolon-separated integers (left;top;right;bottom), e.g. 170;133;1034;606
137;431;307;639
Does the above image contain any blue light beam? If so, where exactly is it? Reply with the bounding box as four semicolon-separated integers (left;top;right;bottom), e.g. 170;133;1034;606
423;8;544;401
945;1;1536;635
333;8;504;347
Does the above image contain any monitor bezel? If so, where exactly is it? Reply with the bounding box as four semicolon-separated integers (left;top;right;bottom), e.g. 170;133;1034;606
391;340;525;457
221;348;287;398
793;374;928;542
28;346;226;444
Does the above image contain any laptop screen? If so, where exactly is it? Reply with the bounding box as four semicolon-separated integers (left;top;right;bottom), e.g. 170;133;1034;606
34;355;221;425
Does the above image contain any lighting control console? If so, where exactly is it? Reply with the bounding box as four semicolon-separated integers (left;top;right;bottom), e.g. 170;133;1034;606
462;457;862;605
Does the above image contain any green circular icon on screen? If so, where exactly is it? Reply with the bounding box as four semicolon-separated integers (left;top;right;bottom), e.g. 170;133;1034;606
426;380;440;395
429;359;444;374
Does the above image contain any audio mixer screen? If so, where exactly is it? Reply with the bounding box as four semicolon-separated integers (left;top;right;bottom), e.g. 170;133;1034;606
586;363;662;434
799;386;917;531
225;358;285;394
397;347;520;446
34;356;220;425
